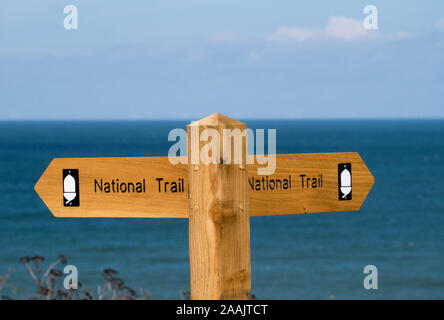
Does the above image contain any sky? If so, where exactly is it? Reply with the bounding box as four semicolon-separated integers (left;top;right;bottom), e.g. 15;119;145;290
0;0;443;119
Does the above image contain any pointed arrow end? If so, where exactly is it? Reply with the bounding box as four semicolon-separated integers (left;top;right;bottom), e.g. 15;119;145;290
34;159;59;217
355;153;375;210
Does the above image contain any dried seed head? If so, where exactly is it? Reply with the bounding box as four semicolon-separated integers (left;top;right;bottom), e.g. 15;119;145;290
31;256;45;262
50;269;63;277
104;268;118;275
19;256;30;264
58;254;67;264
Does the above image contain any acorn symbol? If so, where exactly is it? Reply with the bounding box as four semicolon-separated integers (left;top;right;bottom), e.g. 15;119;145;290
63;172;77;205
340;166;351;199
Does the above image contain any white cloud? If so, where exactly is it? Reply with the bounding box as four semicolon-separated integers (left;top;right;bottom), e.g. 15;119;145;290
266;27;323;42
325;16;367;40
267;16;369;42
436;18;444;32
266;16;411;43
210;16;415;47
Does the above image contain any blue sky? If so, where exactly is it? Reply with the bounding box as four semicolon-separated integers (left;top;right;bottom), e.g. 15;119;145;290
0;1;443;119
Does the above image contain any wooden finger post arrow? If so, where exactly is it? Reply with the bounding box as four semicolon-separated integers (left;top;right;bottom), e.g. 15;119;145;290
34;113;374;299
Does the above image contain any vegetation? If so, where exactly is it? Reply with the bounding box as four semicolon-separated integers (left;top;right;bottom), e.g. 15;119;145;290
1;254;257;300
0;254;172;300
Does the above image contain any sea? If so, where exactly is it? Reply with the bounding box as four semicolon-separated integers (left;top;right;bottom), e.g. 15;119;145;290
0;120;443;299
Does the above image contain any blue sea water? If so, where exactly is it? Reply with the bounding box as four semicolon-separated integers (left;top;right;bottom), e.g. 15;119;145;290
0;120;443;299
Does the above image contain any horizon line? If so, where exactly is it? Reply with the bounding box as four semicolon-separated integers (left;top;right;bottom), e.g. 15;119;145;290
1;117;444;122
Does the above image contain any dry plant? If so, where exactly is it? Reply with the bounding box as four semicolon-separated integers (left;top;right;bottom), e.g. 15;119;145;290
0;268;16;299
16;254;148;300
1;254;254;300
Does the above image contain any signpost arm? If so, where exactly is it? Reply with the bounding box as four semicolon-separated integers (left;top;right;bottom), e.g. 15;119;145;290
187;114;251;300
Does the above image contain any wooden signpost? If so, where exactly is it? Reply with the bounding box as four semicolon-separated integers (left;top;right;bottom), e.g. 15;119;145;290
35;153;373;218
35;113;374;300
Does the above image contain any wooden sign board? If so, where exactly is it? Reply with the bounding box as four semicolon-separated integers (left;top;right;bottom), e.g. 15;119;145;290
34;157;189;218
34;152;373;218
248;152;374;216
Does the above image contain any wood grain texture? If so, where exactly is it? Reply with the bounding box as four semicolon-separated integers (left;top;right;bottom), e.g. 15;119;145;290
34;156;188;218
248;152;374;216
34;153;374;218
187;113;251;300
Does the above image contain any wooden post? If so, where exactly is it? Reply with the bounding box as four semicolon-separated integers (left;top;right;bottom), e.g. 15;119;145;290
187;113;251;300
